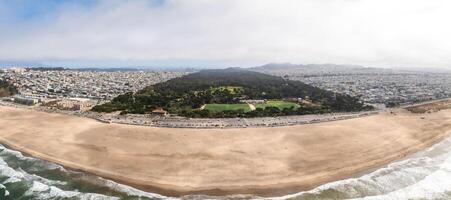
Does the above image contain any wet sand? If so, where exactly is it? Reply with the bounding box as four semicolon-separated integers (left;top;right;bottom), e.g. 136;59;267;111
1;105;451;197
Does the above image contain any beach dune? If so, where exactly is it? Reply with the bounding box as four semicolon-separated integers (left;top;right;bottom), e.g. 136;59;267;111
1;106;451;197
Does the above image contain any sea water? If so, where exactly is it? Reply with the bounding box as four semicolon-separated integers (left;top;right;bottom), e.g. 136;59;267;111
0;144;175;200
274;136;451;200
2;136;451;200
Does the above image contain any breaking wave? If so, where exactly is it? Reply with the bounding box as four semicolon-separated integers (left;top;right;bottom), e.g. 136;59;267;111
2;135;451;200
0;144;175;200
274;136;451;200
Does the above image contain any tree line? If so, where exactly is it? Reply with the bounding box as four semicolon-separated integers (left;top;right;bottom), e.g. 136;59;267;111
0;79;18;97
92;68;372;117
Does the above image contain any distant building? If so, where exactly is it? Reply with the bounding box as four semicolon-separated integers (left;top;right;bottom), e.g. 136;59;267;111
53;98;92;111
73;102;92;111
240;99;266;104
13;96;38;105
152;108;168;116
9;67;26;73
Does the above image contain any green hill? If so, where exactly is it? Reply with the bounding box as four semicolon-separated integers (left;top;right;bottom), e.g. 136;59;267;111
0;79;17;97
92;68;372;118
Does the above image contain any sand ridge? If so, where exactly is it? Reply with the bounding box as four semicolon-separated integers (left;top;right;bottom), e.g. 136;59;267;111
1;106;451;197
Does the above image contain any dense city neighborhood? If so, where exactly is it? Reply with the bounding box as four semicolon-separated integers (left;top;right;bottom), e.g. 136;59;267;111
0;67;186;109
253;64;451;108
1;65;451;128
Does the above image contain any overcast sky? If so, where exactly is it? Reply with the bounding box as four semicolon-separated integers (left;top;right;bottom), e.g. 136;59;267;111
0;0;450;68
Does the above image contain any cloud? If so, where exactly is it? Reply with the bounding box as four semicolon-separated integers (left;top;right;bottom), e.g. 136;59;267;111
0;0;451;68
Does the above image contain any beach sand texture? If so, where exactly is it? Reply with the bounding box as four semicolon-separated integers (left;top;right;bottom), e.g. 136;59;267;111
1;105;451;197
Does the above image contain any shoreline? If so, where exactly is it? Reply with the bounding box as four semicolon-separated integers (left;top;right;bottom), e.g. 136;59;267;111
4;136;444;198
1;105;451;197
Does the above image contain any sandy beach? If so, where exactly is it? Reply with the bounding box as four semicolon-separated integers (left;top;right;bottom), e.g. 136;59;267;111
1;105;451;197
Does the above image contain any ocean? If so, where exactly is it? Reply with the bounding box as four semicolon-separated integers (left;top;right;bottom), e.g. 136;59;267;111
1;136;451;200
0;144;174;200
277;136;451;200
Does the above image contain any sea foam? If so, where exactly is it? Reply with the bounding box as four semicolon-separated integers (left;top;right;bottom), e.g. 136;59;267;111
3;136;451;200
271;137;451;200
0;143;173;200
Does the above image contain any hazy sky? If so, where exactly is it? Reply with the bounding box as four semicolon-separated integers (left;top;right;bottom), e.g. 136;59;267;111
0;0;450;68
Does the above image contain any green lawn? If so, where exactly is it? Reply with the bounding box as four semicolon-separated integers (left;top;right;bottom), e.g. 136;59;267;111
255;100;300;110
210;86;243;94
204;103;251;112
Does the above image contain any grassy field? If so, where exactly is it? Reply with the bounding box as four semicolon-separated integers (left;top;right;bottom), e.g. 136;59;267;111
204;103;251;112
255;100;300;110
210;86;243;94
